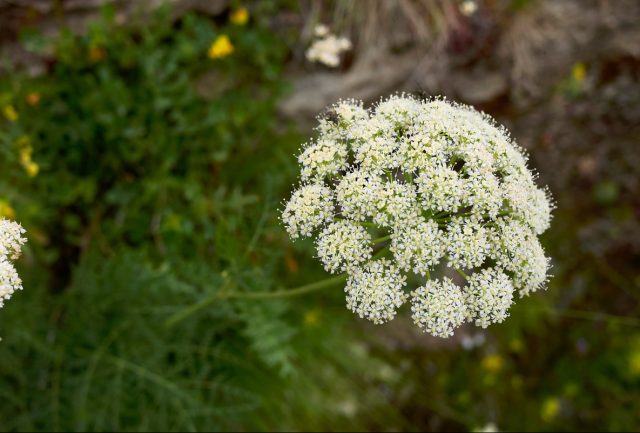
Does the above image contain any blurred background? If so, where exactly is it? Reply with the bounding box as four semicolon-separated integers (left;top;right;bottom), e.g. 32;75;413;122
0;0;639;431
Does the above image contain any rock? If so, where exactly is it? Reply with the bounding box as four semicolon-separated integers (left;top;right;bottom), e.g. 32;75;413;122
450;70;507;104
279;48;421;126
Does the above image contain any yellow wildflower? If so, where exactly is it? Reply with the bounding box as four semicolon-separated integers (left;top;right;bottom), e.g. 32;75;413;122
572;62;587;82
208;35;234;59
230;7;249;26
481;354;504;373
17;136;39;178
0;199;16;220
26;92;41;107
541;397;560;422
19;146;32;165
3;105;18;122
303;310;320;327
24;161;40;178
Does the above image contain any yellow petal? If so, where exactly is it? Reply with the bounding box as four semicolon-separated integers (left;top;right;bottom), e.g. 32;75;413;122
25;162;40;178
3;105;18;122
541;397;560;422
208;35;234;59
572;62;587;82
230;7;249;25
481;354;504;373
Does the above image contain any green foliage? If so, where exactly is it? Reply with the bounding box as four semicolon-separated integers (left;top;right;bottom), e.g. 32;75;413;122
0;3;639;432
0;5;313;430
2;6;287;261
0;252;257;431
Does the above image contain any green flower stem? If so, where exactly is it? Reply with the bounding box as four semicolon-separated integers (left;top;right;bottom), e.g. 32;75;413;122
373;234;391;244
454;268;468;280
372;245;390;260
227;274;348;300
360;221;378;229
404;172;413;184
164;281;235;328
433;211;450;219
166;274;348;328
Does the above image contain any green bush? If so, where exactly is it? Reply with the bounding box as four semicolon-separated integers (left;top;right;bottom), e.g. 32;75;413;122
1;6;288;268
0;5;318;430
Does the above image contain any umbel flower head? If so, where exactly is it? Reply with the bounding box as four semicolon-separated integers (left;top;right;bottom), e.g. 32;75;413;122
0;219;27;309
281;95;553;338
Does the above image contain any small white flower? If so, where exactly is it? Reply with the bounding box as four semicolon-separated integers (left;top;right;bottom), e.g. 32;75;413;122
0;219;26;260
352;133;400;173
446;216;489;270
335;98;367;120
411;278;468;338
316;220;372;274
416;162;467;213
345;259;407;324
0;258;22;308
0;218;27;309
503;173;553;234
306;30;352;68
494;140;529;177
391;219;445;275
489;217;550;296
372;181;421;228
282;183;334;238
335;169;383;222
298;138;349;181
314;24;329;38
373;94;421;130
466;170;503;219
464;267;514;328
460;0;478;16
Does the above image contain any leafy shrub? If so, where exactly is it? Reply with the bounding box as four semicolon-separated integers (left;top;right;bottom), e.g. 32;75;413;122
0;5;319;430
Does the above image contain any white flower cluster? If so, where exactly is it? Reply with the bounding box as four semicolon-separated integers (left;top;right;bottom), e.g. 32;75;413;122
305;24;352;68
282;95;553;337
0;219;27;308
